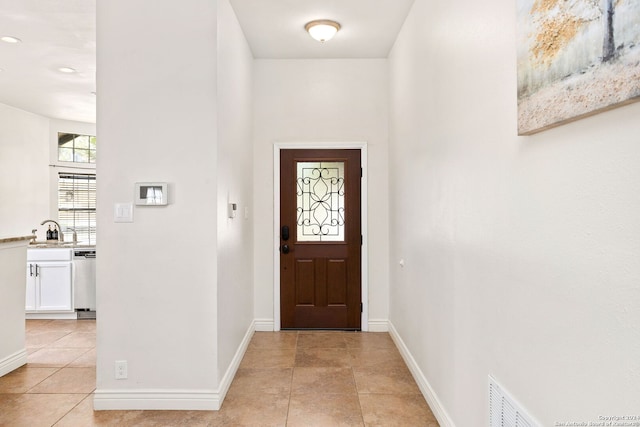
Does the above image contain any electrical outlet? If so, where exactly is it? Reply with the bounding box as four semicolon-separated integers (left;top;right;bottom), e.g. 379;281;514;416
115;360;128;379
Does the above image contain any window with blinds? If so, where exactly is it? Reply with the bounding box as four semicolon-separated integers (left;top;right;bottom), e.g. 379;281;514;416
58;173;97;245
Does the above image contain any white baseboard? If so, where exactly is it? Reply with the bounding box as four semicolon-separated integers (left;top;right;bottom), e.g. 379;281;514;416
215;320;255;403
93;390;220;410
367;318;389;332
26;312;77;320
0;349;27;377
94;321;255;411
254;318;274;331
388;322;455;427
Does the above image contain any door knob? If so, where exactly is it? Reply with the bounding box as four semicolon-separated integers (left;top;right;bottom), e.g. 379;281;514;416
281;244;290;254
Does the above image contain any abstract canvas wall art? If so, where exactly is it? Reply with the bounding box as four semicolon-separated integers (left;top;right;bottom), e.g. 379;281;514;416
517;0;640;135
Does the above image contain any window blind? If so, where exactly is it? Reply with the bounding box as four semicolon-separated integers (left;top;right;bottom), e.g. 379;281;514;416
58;173;96;245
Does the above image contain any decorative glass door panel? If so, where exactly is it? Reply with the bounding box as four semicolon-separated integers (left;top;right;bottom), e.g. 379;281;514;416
296;162;345;242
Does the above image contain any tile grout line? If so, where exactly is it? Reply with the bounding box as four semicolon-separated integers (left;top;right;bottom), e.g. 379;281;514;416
23;320;97;399
23;366;63;394
346;336;368;427
50;392;93;427
284;331;300;426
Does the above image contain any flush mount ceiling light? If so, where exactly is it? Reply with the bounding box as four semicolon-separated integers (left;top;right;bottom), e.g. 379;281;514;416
305;20;341;43
0;36;22;44
58;67;77;73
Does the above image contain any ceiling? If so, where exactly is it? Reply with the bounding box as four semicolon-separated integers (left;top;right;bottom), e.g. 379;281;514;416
229;0;416;59
0;0;415;124
0;0;96;123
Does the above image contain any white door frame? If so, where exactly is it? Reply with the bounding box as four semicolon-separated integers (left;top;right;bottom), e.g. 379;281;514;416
273;142;369;331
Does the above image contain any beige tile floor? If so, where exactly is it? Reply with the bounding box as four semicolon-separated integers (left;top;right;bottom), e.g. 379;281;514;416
0;320;439;426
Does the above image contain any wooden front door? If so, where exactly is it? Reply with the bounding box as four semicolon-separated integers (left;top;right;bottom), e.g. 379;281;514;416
280;149;362;330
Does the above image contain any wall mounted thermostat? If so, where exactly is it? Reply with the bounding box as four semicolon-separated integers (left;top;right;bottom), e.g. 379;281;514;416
135;182;168;206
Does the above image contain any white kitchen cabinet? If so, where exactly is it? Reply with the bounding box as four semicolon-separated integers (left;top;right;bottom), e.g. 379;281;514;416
26;249;74;316
25;264;36;311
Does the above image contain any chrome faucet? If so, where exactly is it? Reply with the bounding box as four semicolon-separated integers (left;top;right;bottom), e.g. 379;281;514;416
66;227;78;244
40;219;64;242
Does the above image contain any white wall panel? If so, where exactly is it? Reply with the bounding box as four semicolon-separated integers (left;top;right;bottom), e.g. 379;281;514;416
96;0;220;407
389;0;640;424
216;0;255;383
0;104;49;235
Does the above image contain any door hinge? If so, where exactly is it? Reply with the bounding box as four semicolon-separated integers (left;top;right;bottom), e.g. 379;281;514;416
360;302;363;313
361;235;363;246
360;167;363;177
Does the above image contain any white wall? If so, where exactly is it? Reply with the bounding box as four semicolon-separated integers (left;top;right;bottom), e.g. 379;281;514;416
216;0;254;382
388;0;640;425
0;104;96;239
0;104;49;236
96;0;221;409
252;59;390;328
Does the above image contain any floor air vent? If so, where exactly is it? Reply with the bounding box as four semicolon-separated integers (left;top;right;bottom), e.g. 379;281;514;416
489;376;538;427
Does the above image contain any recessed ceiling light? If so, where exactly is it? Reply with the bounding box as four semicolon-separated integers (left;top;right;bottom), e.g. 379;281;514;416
91;91;96;96
0;36;22;44
305;20;341;43
58;67;77;73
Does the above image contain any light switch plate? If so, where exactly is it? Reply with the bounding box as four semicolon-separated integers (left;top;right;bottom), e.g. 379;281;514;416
114;202;134;223
228;203;237;218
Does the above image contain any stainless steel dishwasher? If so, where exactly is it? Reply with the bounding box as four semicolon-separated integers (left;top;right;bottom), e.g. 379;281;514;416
73;248;96;318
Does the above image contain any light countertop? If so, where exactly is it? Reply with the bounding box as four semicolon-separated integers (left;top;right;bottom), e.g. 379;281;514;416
0;235;35;245
28;241;95;249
